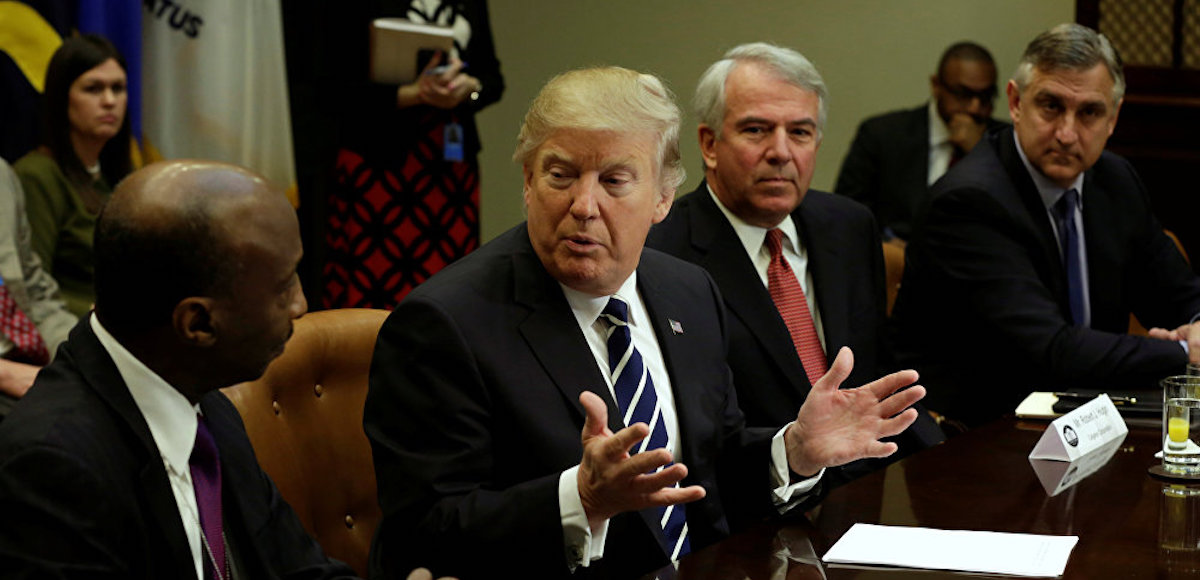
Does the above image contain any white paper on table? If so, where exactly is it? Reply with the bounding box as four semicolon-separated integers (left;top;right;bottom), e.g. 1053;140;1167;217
822;523;1079;577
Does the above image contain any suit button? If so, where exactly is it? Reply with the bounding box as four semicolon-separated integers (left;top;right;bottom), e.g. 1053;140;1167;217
345;514;355;529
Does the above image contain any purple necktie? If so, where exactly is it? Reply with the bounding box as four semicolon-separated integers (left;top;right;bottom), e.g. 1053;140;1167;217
190;416;228;580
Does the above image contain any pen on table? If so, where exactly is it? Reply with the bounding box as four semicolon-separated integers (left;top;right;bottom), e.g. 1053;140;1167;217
1052;392;1138;405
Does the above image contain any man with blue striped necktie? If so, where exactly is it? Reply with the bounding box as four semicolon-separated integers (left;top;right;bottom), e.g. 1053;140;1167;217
367;65;928;580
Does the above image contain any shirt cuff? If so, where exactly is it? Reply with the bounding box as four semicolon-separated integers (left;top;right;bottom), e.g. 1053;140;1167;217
769;423;823;509
559;465;609;570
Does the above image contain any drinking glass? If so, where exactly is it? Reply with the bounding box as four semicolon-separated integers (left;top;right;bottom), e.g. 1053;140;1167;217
1162;375;1200;476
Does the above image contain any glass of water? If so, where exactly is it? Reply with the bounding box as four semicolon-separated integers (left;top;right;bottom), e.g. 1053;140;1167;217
1162;375;1200;476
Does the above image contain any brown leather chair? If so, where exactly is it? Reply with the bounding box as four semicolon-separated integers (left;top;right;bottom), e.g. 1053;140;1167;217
221;308;389;577
882;241;905;317
1129;229;1189;336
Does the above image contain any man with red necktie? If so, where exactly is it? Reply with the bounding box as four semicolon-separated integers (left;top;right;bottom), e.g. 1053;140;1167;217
366;65;928;580
648;43;943;489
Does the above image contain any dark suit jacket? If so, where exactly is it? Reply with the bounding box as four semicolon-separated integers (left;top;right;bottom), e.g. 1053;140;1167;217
835;104;1007;240
0;317;356;579
365;224;794;579
646;184;942;481
892;127;1200;426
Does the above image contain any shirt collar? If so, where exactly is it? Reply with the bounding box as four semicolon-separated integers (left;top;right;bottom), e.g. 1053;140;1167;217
928;100;950;148
561;272;641;329
706;182;802;257
90;314;198;475
1012;130;1085;211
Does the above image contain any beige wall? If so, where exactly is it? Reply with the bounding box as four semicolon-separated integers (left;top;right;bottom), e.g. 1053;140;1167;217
475;0;1074;241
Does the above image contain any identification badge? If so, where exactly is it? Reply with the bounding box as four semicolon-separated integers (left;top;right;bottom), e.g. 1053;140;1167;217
444;122;464;162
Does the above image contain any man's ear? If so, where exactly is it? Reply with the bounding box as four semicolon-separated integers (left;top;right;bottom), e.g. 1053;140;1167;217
173;297;218;347
652;186;675;224
698;125;718;171
1006;79;1022;124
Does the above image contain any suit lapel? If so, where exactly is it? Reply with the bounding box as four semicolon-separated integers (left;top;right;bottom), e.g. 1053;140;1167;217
1079;171;1121;326
795;197;845;361
688;189;812;390
511;238;623;434
995;130;1070;300
511;231;674;558
635;264;698;448
69;318;198;578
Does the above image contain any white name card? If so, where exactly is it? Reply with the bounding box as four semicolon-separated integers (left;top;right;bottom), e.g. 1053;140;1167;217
1029;394;1128;462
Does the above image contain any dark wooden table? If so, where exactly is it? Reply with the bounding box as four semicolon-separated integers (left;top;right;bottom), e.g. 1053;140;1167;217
654;418;1200;579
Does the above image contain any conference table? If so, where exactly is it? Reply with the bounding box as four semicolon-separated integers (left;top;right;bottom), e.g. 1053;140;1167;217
649;417;1200;579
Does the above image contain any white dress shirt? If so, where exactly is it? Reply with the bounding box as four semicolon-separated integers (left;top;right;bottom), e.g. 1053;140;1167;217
927;100;955;186
90;315;208;580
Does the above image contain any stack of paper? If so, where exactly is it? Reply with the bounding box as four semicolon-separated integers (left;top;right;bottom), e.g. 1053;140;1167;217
823;523;1078;576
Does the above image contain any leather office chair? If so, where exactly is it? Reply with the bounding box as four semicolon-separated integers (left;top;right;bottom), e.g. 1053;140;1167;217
882;241;905;317
1129;229;1189;336
221;308;389;577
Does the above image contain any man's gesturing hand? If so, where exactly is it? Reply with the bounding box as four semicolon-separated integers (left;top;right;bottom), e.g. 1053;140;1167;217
785;347;926;477
576;391;706;528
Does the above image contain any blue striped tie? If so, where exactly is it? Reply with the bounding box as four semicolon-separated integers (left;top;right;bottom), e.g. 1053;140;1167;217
601;297;691;561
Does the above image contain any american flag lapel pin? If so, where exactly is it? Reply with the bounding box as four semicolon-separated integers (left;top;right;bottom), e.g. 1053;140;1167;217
669;319;684;335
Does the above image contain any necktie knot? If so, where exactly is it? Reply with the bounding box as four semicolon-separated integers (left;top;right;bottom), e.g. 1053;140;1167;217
190;417;220;480
601;296;630;328
764;228;786;259
1055;188;1079;221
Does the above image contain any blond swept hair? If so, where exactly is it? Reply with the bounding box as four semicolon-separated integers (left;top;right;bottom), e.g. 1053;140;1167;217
513;66;686;193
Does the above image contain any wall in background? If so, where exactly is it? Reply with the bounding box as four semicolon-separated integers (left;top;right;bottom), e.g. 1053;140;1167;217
474;0;1074;240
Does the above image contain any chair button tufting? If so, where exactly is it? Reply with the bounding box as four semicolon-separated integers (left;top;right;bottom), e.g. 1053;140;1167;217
272;400;282;416
314;384;324;397
344;514;355;529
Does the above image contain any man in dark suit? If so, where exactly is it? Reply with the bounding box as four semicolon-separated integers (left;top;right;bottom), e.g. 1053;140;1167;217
836;41;1005;243
0;161;379;578
366;66;927;579
892;24;1200;427
647;43;942;472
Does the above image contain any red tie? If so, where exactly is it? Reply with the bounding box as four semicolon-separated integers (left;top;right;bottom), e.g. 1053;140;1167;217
0;280;49;365
765;229;826;385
